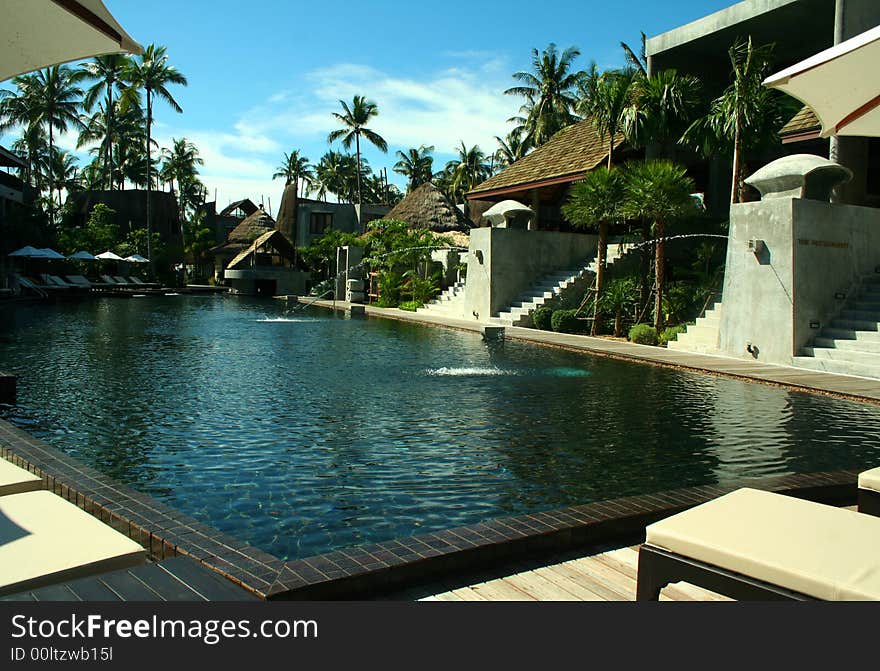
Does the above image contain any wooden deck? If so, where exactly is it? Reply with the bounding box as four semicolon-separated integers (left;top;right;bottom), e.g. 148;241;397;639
419;546;732;602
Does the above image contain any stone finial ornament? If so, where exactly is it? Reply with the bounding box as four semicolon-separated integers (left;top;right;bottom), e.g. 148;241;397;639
744;154;852;201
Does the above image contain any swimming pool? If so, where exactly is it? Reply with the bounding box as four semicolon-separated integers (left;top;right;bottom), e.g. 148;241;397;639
2;295;879;559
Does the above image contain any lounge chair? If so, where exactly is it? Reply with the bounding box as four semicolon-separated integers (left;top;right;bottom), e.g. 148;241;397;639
0;457;42;496
113;276;132;285
636;488;880;601
126;276;161;289
0;490;146;596
65;275;93;288
100;274;119;286
859;467;880;515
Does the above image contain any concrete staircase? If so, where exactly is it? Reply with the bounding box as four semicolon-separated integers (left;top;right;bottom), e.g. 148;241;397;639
492;243;628;327
416;280;467;319
793;275;880;379
667;303;723;354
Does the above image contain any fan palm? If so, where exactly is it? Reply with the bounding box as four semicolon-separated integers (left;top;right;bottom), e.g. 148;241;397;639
393;145;434;191
327;95;387;217
505;44;583;146
561;167;625;334
622;160;698;331
272;150;314;197
75;55;130;189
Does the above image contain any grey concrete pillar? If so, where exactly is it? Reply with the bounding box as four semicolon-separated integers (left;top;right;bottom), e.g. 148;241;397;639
529;189;539;231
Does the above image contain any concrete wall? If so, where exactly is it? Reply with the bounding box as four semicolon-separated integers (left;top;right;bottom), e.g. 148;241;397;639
719;198;880;363
225;268;309;296
464;228;598;320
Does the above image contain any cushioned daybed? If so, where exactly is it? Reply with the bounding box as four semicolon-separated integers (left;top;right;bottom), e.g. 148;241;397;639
637;488;880;601
0;458;42;496
858;467;880;516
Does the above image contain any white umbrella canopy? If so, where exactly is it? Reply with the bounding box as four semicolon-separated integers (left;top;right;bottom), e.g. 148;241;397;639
483;199;536;227
95;250;124;261
123;254;149;263
68;250;97;261
1;0;142;82
764;25;880;138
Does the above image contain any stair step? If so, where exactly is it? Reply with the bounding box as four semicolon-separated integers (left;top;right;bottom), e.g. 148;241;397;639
802;347;880;366
840;309;880;321
792;355;880;379
813;337;880;354
830;318;880;331
820;328;880;342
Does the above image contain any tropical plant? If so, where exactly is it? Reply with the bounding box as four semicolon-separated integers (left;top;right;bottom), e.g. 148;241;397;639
273;149;314;197
622;69;702;153
393;145;434;191
551;309;582;334
493;128;532;170
531;306;553;330
578;67;639;169
327;95;387;216
44;148;79;213
444;142;491;204
561;166;624;334
313;150;364;203
122;43;187;264
622;159;699;331
505;43;583;146
620;33;648;76
680;37;796;204
75;54;130;189
659;324;688;347
600;277;638;337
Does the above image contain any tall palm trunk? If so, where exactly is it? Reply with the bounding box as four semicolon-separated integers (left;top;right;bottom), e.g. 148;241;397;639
591;220;608;336
653;220;666;331
105;83;114;190
48;123;55;225
730;109;742;205
607;134;614;170
355;132;362;228
639;221;651;318
145;89;153;276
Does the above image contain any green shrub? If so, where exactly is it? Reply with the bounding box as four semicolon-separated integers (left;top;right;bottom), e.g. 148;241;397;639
629;323;659;345
551;309;580;333
532;307;552;330
376;296;399;308
398;300;422;312
660;324;688;347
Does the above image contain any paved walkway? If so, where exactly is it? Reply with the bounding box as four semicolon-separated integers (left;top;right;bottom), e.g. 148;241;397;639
295;298;880;404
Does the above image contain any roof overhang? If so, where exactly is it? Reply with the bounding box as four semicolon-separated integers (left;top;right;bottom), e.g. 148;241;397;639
467;172;587;201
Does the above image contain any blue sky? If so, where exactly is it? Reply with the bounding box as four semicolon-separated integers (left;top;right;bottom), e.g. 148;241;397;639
6;0;735;214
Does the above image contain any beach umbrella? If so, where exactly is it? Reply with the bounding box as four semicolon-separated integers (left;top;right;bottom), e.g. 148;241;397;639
764;25;880;138
68;251;98;261
7;246;42;257
1;0;142;82
123;254;149;263
96;251;124;261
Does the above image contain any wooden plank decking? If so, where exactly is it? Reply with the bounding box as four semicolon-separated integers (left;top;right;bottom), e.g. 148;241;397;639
420;546;732;602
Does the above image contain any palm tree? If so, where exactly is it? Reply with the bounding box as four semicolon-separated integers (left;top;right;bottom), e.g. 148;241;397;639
578;67;639;169
681;37;793;204
45;148;79;211
505;44;583;147
161;138;202;194
561;167;625;334
75;54;130;189
620;33;648;76
9;120;47;191
493;129;532;170
622;69;702;154
600;278;638;337
272;150;314;197
393;145;434;191
622;160;698;331
445;142;490;204
327;95;387;219
122;44;187;266
314;150;363;203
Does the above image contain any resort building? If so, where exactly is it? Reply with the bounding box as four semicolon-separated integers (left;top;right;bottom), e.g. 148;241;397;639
275;182;390;246
66;189;182;245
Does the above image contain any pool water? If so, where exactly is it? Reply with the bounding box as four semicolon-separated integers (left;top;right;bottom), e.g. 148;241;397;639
2;296;879;560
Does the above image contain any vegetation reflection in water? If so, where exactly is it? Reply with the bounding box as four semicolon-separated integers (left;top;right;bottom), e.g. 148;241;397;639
2;296;880;560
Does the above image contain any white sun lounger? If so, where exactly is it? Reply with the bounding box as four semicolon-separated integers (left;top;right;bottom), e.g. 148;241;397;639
858;466;880;515
0;490;146;596
0;458;42;496
637;487;880;600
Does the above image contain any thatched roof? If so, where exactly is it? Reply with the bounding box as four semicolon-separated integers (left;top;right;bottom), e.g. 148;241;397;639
220;199;258;217
227;208;275;243
227;229;297;270
780;105;821;141
468;121;611;199
385;182;473;232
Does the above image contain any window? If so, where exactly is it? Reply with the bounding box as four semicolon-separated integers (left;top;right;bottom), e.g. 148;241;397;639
310;212;333;234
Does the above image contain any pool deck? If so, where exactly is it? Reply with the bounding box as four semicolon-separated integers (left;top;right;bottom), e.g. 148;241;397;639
299;298;880;404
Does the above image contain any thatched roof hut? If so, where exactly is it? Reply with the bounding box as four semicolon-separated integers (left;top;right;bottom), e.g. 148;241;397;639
385;182;472;232
227;229;297;270
210;208;275;255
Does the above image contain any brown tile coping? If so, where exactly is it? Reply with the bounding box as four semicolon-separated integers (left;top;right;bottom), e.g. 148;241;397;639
0;417;860;600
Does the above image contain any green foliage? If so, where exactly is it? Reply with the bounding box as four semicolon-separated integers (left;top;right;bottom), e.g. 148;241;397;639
661;282;696;326
659;324;688;347
551;309;581;334
376;270;403;307
57;203;119;254
398;300;422;312
629;323;659;345
561;166;624;231
406;270;440;304
298;229;359;279
532;306;552;330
